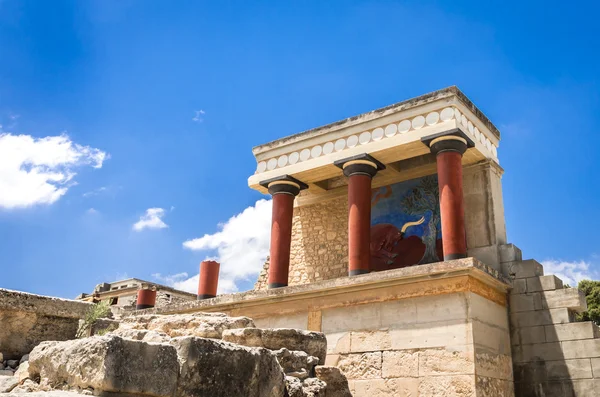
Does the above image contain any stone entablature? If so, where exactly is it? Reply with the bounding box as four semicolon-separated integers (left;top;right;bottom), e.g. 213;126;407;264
249;86;500;200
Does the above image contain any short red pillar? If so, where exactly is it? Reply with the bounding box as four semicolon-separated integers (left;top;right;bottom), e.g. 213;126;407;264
261;176;307;289
136;288;157;310
429;135;469;260
335;154;385;276
198;260;220;299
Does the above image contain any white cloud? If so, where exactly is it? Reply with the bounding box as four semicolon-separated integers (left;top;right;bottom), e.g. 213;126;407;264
86;208;99;215
156;199;272;294
83;186;107;197
192;110;205;123
0;133;108;209
133;208;169;231
541;259;598;286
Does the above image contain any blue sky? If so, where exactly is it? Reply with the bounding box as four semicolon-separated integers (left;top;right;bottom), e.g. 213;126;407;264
1;1;598;298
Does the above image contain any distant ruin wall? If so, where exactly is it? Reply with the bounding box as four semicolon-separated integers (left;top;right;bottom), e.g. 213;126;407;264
0;288;92;359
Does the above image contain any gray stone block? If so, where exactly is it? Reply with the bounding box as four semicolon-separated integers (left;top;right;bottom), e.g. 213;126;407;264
545;322;599;342
509;293;543;313
502;259;543;279
498;244;522;264
512;326;546;345
519;342;564;363
526;275;563;292
510;308;572;328
592;357;600;378
561;339;600;360
510;279;527;295
540;288;587;312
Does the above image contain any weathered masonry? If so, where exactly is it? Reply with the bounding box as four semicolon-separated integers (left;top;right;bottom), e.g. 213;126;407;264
143;87;600;396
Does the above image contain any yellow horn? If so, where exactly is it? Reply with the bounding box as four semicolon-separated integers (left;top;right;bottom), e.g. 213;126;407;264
401;216;425;233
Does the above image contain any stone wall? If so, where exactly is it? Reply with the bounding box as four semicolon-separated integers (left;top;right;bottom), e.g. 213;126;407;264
0;288;92;359
506;258;600;395
255;195;349;290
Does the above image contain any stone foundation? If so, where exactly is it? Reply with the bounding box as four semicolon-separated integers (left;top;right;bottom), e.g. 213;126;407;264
0;289;92;359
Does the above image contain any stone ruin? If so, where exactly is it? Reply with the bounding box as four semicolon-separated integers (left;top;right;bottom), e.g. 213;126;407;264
0;295;352;397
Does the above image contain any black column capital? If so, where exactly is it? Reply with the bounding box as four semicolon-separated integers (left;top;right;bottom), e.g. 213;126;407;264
260;175;308;196
421;129;474;156
334;153;386;178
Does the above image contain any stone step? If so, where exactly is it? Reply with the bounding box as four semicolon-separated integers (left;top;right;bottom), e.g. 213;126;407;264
545;322;600;342
541;288;587;313
526;275;563;292
510;308;573;328
514;338;600;363
502;259;544;279
499;243;523;264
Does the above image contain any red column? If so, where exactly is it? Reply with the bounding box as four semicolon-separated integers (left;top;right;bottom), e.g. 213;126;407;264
268;192;295;288
198;260;220;299
261;176;307;289
334;154;385;276
136;288;157;310
348;174;373;275
430;135;468;260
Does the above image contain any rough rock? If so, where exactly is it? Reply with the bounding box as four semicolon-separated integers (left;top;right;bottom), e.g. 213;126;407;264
222;328;327;364
19;354;29;364
0;392;83;397
285;376;305;397
273;348;319;377
9;379;40;393
110;328;171;343
0;375;18;393
6;360;18;369
315;366;352;397
171;336;286;397
0;371;13;377
119;312;255;338
28;336;179;397
302;377;327;396
15;361;30;382
0;353;3;362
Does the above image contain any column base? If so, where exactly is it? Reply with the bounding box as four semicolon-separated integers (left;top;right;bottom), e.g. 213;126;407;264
135;304;154;310
349;269;370;276
197;294;216;300
444;253;467;260
269;282;288;289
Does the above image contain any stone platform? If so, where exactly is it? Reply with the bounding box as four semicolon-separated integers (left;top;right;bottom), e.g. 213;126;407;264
132;258;513;396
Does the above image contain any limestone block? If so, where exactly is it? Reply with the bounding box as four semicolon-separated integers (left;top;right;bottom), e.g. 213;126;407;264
592;357;600;378
415;293;468;324
561;339;600;360
325;354;340;367
526;275;563;292
28;336;179;396
544;322;599;342
326;332;351;354
498;244;522;264
511;326;546;345
0;375;18;393
509;293;543;312
336;352;381;380
389;321;471;350
350;331;391;353
171;336;285;397
418;347;475;376
417;375;476;396
545;358;593;380
221;328;327;364
501;259;543;279
509;308;572;328
468;292;509;329
379;299;417;328
272;348;319;377
314;366;353;397
322;304;381;334
568;379;600;396
352;378;418;397
510;279;527;295
381;350;418;378
540;288;587;312
476;376;514;397
475;351;513;380
516;342;564;363
472;321;511;355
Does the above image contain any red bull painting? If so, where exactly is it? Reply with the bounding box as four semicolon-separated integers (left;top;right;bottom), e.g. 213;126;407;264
370;175;443;271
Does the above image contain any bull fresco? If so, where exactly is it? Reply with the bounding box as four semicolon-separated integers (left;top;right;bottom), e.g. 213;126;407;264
370;175;443;271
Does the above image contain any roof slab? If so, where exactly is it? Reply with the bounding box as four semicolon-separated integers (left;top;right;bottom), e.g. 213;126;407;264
248;86;501;206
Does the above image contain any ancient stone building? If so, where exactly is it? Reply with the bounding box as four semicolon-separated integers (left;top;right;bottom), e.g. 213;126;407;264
149;87;600;396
